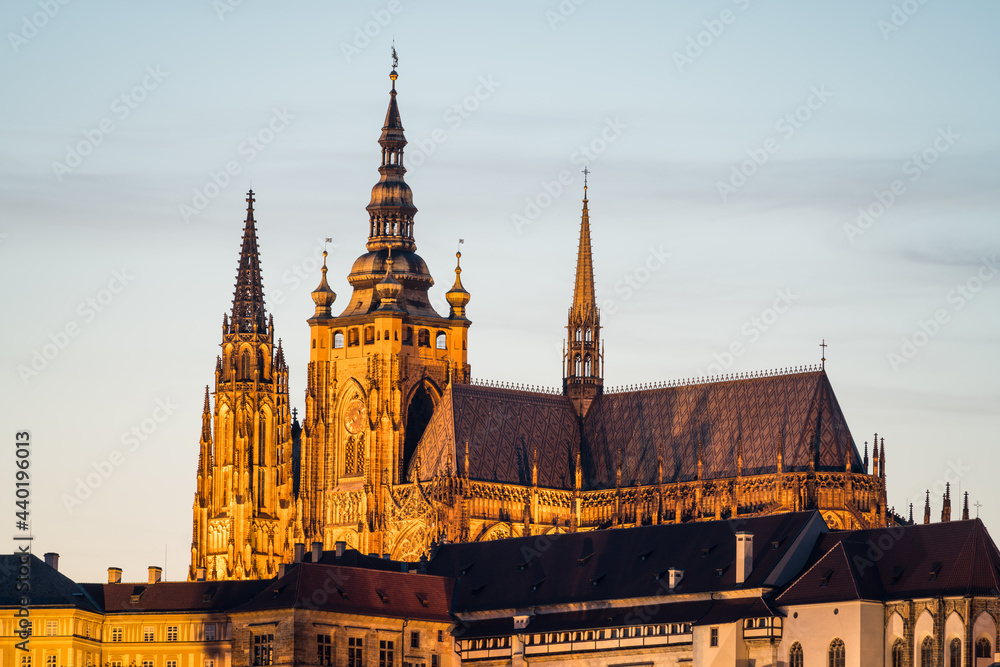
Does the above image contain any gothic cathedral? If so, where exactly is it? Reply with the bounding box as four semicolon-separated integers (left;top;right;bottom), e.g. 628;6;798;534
189;62;892;581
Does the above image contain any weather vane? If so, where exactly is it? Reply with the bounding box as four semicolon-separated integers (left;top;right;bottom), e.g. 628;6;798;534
392;42;398;69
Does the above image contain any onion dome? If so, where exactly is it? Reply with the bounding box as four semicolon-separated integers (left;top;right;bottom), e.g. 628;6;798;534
446;251;470;319
311;250;336;317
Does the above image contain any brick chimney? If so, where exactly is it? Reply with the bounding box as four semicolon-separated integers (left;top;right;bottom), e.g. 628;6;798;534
735;532;754;585
195;567;207;582
293;543;305;563
335;541;346;558
148;566;162;584
43;553;59;572
108;567;122;584
311;542;323;564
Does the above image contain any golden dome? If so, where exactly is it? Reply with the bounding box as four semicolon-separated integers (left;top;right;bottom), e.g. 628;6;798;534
446;251;470;318
311;251;336;317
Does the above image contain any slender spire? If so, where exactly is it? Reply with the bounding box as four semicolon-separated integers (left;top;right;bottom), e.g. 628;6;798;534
310;250;336;318
201;386;212;443
231;190;267;333
570;168;596;323
942;482;951;522
879;437;885;480
924;490;931;524
366;50;417;252
963;491;970;520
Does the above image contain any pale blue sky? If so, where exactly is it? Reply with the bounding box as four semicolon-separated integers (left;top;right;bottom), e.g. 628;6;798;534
1;1;998;581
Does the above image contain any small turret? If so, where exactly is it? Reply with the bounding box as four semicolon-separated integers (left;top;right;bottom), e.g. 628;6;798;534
446;250;471;319
311;250;336;318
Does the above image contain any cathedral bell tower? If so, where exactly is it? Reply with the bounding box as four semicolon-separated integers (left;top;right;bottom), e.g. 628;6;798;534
563;171;603;417
299;53;472;558
190;191;297;581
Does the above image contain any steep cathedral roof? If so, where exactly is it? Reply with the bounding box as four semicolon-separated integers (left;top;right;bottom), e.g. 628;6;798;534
410;368;863;490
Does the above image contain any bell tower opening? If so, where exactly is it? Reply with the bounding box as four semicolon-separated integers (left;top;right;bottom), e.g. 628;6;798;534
403;384;435;473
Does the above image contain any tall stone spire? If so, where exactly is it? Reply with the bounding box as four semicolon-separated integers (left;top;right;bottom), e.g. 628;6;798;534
231;190;267;333
366;49;417;253
564;169;603;417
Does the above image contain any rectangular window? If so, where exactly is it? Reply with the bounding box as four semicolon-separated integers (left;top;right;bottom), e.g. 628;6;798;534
410;631;420;649
710;627;719;647
46;656;56;667
431;657;439;667
111;662;122;667
166;661;177;667
111;627;123;643
143;626;155;642
348;637;363;667
46;621;57;636
205;661;214;667
204;624;216;642
379;640;394;667
20;656;31;667
167;626;178;642
317;634;332;666
142;661;154;667
437;630;444;643
252;633;274;666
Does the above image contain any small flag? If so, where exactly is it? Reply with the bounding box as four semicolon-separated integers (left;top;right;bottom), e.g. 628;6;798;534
325;237;333;243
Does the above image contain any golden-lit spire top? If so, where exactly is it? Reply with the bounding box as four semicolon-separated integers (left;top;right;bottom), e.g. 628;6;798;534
446;240;470;319
310;245;336;318
375;248;403;310
231;189;267;334
570;168;597;324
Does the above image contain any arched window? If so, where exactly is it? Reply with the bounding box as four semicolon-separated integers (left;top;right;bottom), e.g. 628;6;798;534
585;328;592;342
921;636;935;667
584;355;592;376
257;417;266;464
829;638;845;667
575;328;582;341
347;328;359;347
893;639;906;667
333;331;344;348
789;642;803;667
418;329;430;347
403;327;413;345
949;638;961;667
364;326;375;345
241;349;252;379
384;329;390;341
573;355;581;377
436;331;447;350
977;637;992;658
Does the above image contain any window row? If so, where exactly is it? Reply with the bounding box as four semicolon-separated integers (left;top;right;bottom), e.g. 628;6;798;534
327;328;449;350
110;625;194;642
891;636;994;667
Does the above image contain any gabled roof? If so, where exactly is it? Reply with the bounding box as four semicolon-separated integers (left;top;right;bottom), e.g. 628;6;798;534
410;369;862;491
410;383;579;489
81;579;269;614
776;518;1000;606
231;563;453;622
582;369;862;489
0;555;101;613
426;512;819;614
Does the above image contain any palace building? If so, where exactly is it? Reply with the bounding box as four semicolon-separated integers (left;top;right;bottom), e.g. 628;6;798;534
188;60;894;582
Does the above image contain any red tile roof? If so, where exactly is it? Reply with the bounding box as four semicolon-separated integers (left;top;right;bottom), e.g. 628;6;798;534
81;580;270;613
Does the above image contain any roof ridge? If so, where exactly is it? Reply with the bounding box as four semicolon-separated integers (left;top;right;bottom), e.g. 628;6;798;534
775;539;847;603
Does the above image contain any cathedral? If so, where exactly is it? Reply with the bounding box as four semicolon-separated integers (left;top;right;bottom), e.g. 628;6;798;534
189;61;892;582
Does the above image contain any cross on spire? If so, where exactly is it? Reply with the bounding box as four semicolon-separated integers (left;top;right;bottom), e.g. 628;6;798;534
974;500;983;518
820;339;827;370
582;166;590;189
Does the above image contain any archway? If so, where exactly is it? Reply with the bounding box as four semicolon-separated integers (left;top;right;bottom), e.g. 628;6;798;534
403;384;435;473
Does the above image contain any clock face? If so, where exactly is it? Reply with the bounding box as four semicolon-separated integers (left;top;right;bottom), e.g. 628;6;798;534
344;401;366;435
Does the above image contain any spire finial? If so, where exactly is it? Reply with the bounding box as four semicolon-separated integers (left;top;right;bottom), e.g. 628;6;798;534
446;240;470;319
820;339;827;370
390;45;399;90
232;189;267;333
582;166;589;194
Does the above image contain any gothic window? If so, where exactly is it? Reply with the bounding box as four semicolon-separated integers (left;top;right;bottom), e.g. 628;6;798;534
241;349;252;379
573;355;582;377
384;329;390;341
584;355;592;376
585;328;592;342
348;328;360;347
333;331;344;348
950;638;961;666
977;638;992;658
364;326;375;344
436;331;447;349
893;640;906;667
789;642;803;667
258;418;267;464
829;638;845;667
418;329;431;347
258;469;266;508
344;437;356;476
922;636;935;667
575;328;582;341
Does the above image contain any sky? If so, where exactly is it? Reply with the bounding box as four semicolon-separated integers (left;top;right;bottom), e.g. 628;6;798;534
1;1;998;583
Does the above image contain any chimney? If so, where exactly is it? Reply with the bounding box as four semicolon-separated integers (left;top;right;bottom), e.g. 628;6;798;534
382;553;390;560
735;532;753;585
108;567;122;584
195;568;207;582
277;563;288;578
667;568;684;589
44;553;59;572
293;543;305;563
311;542;323;563
148;566;162;584
335;541;346;558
